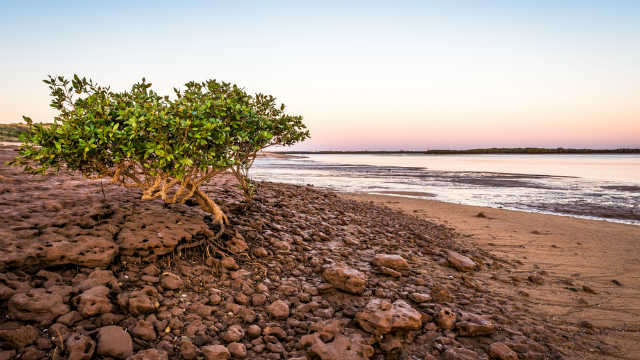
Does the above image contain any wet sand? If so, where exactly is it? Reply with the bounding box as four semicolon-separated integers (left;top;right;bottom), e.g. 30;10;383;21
344;193;640;359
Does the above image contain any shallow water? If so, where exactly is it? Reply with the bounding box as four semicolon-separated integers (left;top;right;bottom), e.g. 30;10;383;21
250;154;640;225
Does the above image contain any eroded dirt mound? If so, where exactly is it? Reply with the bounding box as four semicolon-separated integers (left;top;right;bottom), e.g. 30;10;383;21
0;146;614;359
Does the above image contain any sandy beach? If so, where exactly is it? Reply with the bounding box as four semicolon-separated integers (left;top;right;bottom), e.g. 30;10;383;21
345;193;640;359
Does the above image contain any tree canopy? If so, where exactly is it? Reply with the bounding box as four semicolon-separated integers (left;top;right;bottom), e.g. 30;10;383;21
11;75;309;239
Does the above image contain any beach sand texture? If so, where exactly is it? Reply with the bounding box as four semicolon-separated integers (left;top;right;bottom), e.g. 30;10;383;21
345;193;640;359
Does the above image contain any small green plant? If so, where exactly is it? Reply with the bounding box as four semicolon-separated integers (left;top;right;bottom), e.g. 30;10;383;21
11;75;309;239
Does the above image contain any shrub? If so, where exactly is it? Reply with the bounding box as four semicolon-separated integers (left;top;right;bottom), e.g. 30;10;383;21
11;75;309;238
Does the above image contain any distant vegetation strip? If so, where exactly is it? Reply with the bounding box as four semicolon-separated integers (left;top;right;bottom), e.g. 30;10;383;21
278;148;640;154
0;123;29;142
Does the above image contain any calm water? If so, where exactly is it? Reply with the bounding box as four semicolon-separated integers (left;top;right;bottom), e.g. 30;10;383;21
250;154;640;225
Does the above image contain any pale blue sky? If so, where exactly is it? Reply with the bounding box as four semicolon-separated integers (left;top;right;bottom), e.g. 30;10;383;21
1;1;638;149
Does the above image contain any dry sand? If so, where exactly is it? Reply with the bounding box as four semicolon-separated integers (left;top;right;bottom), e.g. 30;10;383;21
344;193;640;359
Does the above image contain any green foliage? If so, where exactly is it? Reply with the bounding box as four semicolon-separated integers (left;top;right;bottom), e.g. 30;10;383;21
11;75;309;232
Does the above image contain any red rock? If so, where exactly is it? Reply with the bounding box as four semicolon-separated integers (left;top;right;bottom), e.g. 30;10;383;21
266;300;290;319
436;307;456;330
247;324;262;337
57;310;83;326
227;237;248;253
309;333;374;360
373;254;409;271
221;257;239;270
180;339;199;360
128;287;158;315
65;333;95;360
227;342;247;358
322;265;367;295
116;208;212;261
8;288;70;325
0;350;16;360
442;347;479;360
457;320;495;336
447;251;476;272
355;299;422;335
76;269;117;291
202;344;230;360
409;292;432;303
96;325;133;359
489;342;518;360
0;322;38;349
160;272;184;290
133;320;157;341
252;247;268;257
251;293;267;306
76;285;113;317
222;324;245;342
128;349;169;360
20;346;45;360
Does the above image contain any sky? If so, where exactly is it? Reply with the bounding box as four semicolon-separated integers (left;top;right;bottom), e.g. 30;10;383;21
1;1;638;150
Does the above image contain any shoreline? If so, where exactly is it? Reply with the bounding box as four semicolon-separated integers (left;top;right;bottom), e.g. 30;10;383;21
364;191;640;226
343;192;640;359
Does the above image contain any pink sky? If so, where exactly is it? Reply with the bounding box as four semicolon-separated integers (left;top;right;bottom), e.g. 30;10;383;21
1;2;638;150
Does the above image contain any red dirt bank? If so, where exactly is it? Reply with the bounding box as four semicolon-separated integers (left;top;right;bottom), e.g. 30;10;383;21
0;145;617;359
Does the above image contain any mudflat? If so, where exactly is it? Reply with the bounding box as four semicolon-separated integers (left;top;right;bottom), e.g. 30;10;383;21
344;193;640;359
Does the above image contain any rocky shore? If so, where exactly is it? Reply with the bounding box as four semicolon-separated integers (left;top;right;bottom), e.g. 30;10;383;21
0;145;618;359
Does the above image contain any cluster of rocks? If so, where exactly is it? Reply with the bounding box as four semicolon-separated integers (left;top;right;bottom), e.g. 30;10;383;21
0;146;610;359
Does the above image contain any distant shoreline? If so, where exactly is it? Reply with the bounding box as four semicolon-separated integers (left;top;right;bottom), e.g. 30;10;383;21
278;148;640;155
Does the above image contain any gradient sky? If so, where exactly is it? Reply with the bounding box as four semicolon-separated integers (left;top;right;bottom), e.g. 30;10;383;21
1;1;638;150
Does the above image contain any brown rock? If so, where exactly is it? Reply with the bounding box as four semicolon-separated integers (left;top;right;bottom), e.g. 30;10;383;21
247;324;262;338
76;269;117;291
447;251;476;272
202;344;230;360
379;266;402;278
322;265;367;295
355;299;422;335
8;288;70;325
128;287;158;315
142;264;161;276
227;237;248;253
0;350;15;360
221;257;239;270
252;247;268;257
489;342;518;360
431;284;453;303
0;232;118;270
66;333;95;360
77;285;113;317
116;208;212;261
96;325;133;359
133;320;157;341
20;346;45;360
160;272;184;290
128;349;169;360
373;254;409;270
266;300;290;319
222;324;245;342
409;292;432;303
0;322;38;349
251;293;267;306
457;317;495;337
180;339;199;360
442;347;479;360
436;307;456;330
227;342;247;358
309;333;374;360
57;310;83;326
